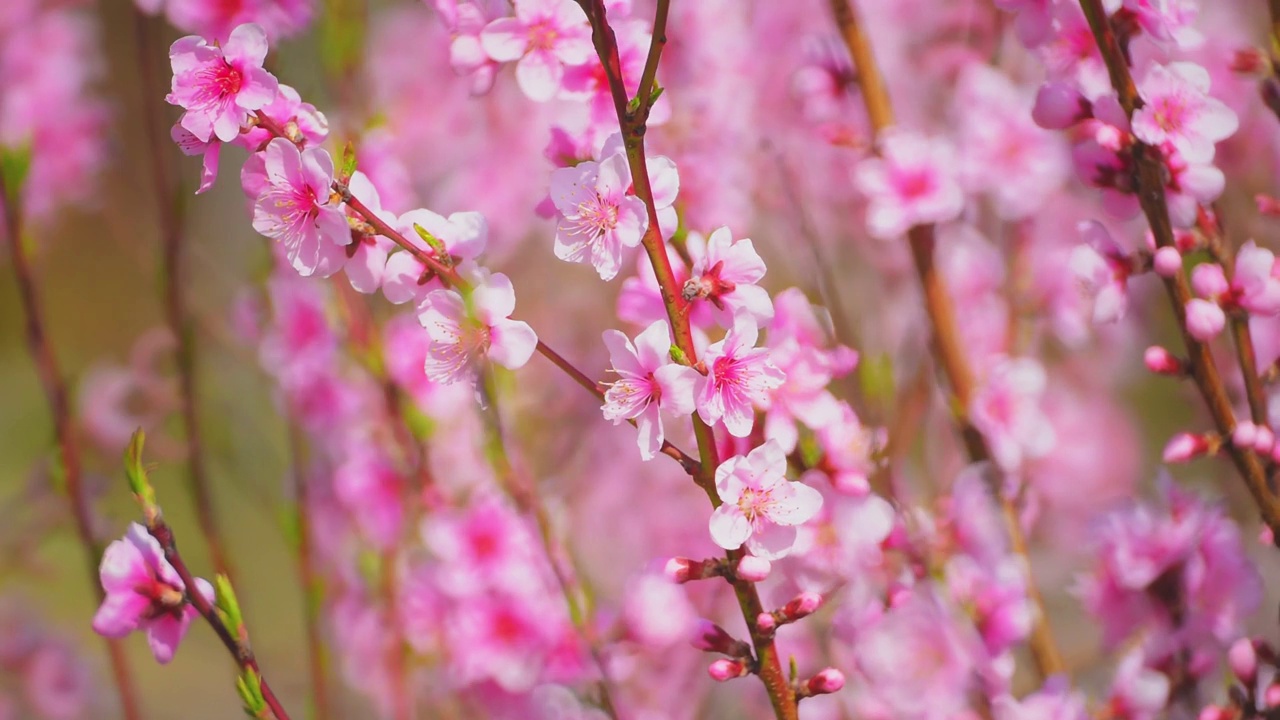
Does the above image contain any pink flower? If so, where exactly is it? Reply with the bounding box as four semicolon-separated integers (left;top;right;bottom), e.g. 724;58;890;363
383;208;487;305
708;440;823;560
970;356;1056;472
1123;0;1199;47
854;129;964;240
1105;651;1169;720
993;678;1089;720
696;314;786;437
479;0;592;102
1132;63;1238;165
549;152;649;281
685;227;774;326
415;271;538;385
1069;221;1130;324
601;321;701;461
436;0;505;95
250;137;350;277
342;172;397;295
91;523;213;665
171;123;221;194
333;448;404;551
1185;298;1225;341
423;497;544;595
1228;241;1280;315
812;404;883;496
166;23;279;143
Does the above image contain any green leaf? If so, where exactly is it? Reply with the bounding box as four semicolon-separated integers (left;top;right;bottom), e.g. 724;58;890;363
857;353;896;408
0;144;31;205
668;345;690;366
412;223;451;267
235;667;267;717
214;574;245;635
339;141;357;183
124;430;157;511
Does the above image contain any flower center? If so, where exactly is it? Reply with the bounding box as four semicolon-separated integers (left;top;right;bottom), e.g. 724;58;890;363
528;20;559;52
738;487;771;521
573;193;620;239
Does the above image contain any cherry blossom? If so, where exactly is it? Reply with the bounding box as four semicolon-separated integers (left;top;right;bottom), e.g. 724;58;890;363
684;227;774;325
249;137;350;277
479;0;592;102
970;356;1056;472
600;321;701;461
854;129;964;240
549;152;648;281
382;208;487;305
696;314;786;437
91;524;214;665
166;23;279;143
1132;62;1238;164
707;440;823;560
415;271;538;385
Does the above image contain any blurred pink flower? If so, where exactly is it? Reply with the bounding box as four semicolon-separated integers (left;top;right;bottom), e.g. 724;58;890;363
708;440;823;560
92;524;213;665
854;129;964;240
1132;63;1237;165
970;357;1056;472
167;23;279;143
479;0;592;102
415;271;538;385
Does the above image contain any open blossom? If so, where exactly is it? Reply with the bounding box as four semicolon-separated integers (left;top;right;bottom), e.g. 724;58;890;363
166;23;279;143
696;314;786;437
601;321;700;461
1132;62;1237;164
684;227;774;326
1069;221;1130;324
382;208;488;305
970;356;1056;472
91;524;213;665
479;0;592;102
550;152;648;281
854;129;964;240
708;440;823;560
416;271;538;385
250;137;350;277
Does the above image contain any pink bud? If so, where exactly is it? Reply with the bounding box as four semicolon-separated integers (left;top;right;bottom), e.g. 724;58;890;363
782;592;823;620
756;612;777;634
736;556;771;583
1163;432;1211;463
708;659;749;682
692;620;750;657
1153;247;1182;277
1261;525;1277;547
1265;683;1280;708
804;668;846;696
1032;81;1088;129
1233;421;1259;449
1191;263;1229;298
664;557;692;584
1229;638;1258;684
1143;346;1183;375
1185;299;1226;341
1256;426;1276;453
1258;194;1280;217
1232;48;1267;74
1197;707;1228;720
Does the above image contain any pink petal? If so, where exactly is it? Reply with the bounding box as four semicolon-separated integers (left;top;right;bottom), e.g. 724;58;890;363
602;329;645;377
764;481;825;526
381;253;429;305
746;522;799;561
489;318;538;370
91;593;149;638
516;50;564;102
472;272;517;323
708;504;752;550
479;17;529;62
653;363;700;416
223;23;270;66
145;613;192;665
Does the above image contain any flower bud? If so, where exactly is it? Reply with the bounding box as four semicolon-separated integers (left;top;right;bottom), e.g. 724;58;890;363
1143;346;1183;375
1197;706;1229;720
1162;432;1212;463
1229;638;1258;685
1153;247;1182;277
1258;193;1280;217
664;557;692;583
1185;299;1225;341
665;557;723;584
735;556;771;582
1233;421;1259;449
802;668;846;697
756;612;777;634
1231;48;1267;74
781;592;823;621
1265;683;1280;708
708;659;750;682
1257;426;1277;454
1032;81;1089;129
691;619;751;657
1191;263;1229;298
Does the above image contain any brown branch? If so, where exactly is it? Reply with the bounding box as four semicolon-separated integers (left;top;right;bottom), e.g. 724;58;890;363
831;0;1066;679
133;10;236;581
1;163;144;720
1078;0;1280;538
145;518;292;720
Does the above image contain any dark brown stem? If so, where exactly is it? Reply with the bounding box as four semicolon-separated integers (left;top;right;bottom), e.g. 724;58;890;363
146;519;292;720
285;421;333;720
1;164;144;720
133;10;235;581
832;0;1065;678
1078;0;1280;538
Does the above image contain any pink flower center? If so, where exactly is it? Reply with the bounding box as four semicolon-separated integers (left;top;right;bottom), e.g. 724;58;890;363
737;487;773;522
527;20;559;52
570;193;620;239
1150;96;1186;133
199;59;244;99
896;169;935;200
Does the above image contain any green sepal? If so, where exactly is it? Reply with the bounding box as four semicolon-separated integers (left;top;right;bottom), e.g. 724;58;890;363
124;430;158;513
235;667;267;717
669;345;690;366
412;223;452;267
339;141;357;184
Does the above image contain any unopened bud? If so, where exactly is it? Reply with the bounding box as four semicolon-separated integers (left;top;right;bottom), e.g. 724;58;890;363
756;612;776;634
781;592;823;621
708;658;750;682
1162;432;1212;463
1257;426;1277;454
1198;706;1229;720
1144;346;1184;375
692;619;751;657
1032;81;1089;129
1258;194;1280;218
1266;683;1280;708
666;557;724;584
1153;246;1183;277
1233;421;1259;449
1230;638;1259;685
1232;47;1268;74
735;555;771;582
801;668;846;697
